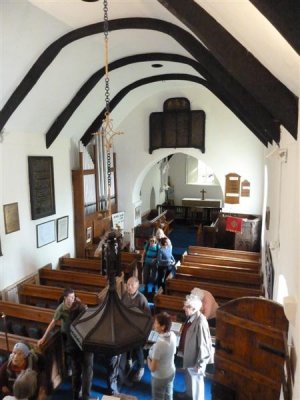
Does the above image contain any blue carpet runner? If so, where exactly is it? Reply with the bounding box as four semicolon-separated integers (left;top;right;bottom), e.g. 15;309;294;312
51;223;212;399
51;362;212;399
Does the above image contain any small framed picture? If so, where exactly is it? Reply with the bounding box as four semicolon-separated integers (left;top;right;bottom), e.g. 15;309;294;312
36;220;56;248
57;216;69;242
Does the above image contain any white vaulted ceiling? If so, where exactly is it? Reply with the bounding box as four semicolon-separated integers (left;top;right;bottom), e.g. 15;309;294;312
1;0;299;146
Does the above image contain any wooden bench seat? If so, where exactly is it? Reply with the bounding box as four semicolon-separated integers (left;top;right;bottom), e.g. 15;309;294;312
153;293;186;321
188;245;261;261
39;266;109;292
180;260;259;274
176;265;263;288
60;252;141;281
182;253;260;271
19;283;100;308
59;256;102;274
166;278;264;300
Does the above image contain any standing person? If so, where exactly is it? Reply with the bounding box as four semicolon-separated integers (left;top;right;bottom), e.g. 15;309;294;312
191;287;219;320
121;277;150;383
3;369;37;400
0;343;47;400
143;236;160;293
37;288;93;400
147;312;177;400
157;237;175;292
177;294;214;400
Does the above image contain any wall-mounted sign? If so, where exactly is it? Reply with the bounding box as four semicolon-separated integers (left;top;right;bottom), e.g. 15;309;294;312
241;180;250;197
28;156;56;220
112;212;125;230
225;173;240;204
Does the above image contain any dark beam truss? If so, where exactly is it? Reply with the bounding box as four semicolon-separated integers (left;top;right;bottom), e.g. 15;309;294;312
250;0;300;55
0;18;297;148
158;0;298;138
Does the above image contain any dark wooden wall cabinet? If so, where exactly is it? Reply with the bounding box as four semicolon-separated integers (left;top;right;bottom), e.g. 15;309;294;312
149;97;205;154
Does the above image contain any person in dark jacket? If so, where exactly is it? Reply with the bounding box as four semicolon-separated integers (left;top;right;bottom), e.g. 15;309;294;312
120;277;150;384
37;288;93;400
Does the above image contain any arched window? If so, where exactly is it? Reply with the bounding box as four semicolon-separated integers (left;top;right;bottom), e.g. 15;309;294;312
186;156;217;185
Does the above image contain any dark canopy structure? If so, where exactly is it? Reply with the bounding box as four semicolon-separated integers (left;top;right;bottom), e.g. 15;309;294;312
71;231;152;355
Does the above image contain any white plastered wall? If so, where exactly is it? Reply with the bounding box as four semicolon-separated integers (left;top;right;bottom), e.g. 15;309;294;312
114;82;265;233
0;130;75;291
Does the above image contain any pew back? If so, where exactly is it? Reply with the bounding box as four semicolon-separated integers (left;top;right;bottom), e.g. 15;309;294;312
38;266;108;292
19;283;100;308
188;245;260;261
166;278;264;301
180;260;259;274
182;253;260;271
176;265;263;288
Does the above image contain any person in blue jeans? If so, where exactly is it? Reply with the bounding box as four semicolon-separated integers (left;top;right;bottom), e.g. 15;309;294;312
147;312;177;400
157;237;175;292
143;236;160;293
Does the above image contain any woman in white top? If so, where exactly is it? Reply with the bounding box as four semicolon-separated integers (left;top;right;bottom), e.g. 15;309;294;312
147;312;177;400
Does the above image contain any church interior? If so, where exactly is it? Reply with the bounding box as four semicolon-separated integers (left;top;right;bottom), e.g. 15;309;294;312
0;1;299;399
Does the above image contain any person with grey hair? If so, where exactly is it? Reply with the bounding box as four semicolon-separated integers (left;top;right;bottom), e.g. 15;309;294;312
3;369;37;400
176;294;214;400
0;342;47;400
190;287;219;320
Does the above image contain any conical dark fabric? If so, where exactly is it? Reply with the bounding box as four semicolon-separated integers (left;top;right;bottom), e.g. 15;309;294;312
71;231;152;355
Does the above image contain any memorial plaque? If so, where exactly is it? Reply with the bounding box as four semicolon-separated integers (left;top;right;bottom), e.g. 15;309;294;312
241;179;250;197
3;202;20;234
28;156;56;220
225;173;240;204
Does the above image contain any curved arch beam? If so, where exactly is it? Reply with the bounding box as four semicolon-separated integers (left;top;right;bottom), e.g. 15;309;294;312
1;18;280;145
46;53;203;147
46;52;276;147
80;73;269;147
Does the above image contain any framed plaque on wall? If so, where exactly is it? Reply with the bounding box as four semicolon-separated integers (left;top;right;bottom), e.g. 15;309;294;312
28;156;56;220
3;202;20;234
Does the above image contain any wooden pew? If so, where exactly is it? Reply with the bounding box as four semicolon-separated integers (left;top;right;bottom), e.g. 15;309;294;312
188;245;260;262
59;256;101;274
166;278;264;300
38;266;109;292
176;265;263;288
60;252;140;281
182;253;260;272
153;293;186;322
19;283;100;308
0;301;64;391
180;260;259;274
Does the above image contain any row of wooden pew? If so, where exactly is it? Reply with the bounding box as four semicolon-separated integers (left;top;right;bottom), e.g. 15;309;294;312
0;246;263;396
0;251;142;395
153;245;263;322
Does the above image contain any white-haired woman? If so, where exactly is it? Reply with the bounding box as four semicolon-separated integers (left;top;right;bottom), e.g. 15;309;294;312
177;294;214;400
